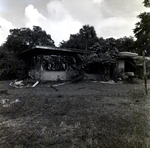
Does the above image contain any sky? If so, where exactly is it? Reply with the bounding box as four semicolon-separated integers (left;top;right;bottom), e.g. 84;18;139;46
0;0;149;46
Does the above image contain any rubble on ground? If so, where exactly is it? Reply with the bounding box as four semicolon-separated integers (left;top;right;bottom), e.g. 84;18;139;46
9;80;39;88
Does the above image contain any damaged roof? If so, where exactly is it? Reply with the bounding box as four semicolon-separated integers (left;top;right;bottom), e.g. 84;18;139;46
21;45;95;57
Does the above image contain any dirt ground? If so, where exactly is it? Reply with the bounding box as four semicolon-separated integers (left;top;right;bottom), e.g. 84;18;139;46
0;80;150;148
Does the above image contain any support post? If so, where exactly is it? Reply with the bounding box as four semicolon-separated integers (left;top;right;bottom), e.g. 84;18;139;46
143;50;148;94
39;54;43;80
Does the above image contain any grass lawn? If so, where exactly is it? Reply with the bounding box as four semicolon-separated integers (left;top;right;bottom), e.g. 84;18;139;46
0;80;150;148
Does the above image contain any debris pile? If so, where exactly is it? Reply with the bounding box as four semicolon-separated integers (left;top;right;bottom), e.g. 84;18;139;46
9;80;39;88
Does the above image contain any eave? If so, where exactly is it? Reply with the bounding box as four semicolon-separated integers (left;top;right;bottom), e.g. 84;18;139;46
20;45;95;58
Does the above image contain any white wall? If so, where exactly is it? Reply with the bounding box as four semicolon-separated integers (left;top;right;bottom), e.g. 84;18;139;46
29;70;71;81
41;71;70;81
118;60;124;69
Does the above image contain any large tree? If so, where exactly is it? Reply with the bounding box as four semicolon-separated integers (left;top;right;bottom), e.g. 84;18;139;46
0;26;55;80
133;12;150;55
133;1;150;55
60;25;99;50
4;26;55;53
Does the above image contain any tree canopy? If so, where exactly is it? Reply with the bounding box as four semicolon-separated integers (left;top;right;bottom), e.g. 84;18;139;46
60;25;99;50
134;12;150;55
116;36;135;52
133;0;150;55
4;26;55;53
143;0;150;7
60;24;135;53
0;26;55;79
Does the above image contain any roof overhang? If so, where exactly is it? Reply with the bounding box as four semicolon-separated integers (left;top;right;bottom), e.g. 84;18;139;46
118;52;138;59
20;45;95;57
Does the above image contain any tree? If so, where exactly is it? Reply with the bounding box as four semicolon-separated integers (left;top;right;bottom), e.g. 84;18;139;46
133;0;150;55
79;25;98;50
143;0;150;7
116;36;136;52
60;25;99;50
0;46;28;80
133;1;150;93
60;34;82;49
0;26;55;80
4;26;55;53
133;12;150;55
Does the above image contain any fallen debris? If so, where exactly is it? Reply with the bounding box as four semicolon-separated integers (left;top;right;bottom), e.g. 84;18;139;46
32;81;39;87
9;80;24;88
50;82;69;91
14;80;24;86
10;99;20;104
50;74;84;89
50;85;58;91
10;80;24;88
100;80;117;84
1;99;10;104
52;82;70;87
9;80;39;88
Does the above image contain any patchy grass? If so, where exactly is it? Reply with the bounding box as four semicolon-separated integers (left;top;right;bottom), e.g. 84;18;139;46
0;80;150;148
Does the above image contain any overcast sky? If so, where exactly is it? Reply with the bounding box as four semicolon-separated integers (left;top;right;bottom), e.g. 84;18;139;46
0;0;149;46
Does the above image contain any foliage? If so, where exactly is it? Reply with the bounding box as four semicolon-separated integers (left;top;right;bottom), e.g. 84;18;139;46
79;25;98;50
4;26;55;53
90;42;119;65
0;46;28;80
133;1;150;55
60;25;99;50
60;26;137;79
93;37;135;53
60;34;81;49
43;55;66;71
69;41;119;80
133;12;150;55
60;24;136;78
60;25;135;53
0;26;56;80
143;0;150;7
65;37;120;80
116;36;136;52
